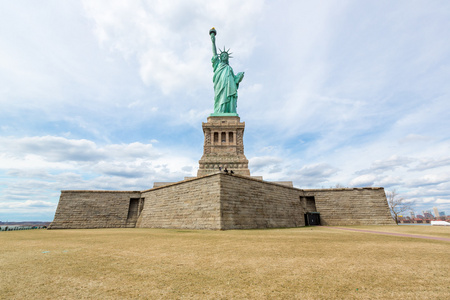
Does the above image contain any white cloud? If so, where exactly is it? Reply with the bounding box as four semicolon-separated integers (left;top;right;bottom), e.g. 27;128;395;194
0;136;161;164
420;197;436;204
376;175;404;188
250;156;283;172
349;174;377;187
398;134;433;144
356;155;413;175
436;199;450;204
412;157;450;171
0;135;198;205
0;200;56;209
81;0;264;94
407;174;450;187
371;156;413;172
288;163;339;187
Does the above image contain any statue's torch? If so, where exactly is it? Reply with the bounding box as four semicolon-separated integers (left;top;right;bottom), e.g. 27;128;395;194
209;27;216;37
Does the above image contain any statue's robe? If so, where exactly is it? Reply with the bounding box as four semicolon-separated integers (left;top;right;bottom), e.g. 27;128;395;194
212;55;243;113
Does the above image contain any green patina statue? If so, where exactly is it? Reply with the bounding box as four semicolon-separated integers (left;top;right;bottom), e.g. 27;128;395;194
209;28;244;115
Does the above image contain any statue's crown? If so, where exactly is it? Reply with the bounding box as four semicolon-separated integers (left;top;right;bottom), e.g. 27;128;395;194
219;46;232;58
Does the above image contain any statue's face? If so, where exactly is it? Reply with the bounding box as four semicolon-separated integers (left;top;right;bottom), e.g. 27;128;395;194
220;52;229;62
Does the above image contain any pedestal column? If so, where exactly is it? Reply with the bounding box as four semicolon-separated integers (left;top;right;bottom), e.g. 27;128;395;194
197;116;250;176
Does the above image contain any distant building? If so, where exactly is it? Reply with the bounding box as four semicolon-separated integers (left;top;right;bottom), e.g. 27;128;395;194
410;211;415;219
439;211;446;217
423;211;434;219
433;207;439;218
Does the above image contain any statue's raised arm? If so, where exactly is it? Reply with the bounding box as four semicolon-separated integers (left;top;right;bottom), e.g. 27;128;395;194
209;28;244;116
210;28;217;57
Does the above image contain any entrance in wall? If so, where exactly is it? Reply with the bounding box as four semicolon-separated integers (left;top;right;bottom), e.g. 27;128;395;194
300;196;321;226
304;212;321;226
126;198;145;226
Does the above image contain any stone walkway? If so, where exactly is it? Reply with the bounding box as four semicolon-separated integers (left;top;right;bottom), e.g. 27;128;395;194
329;227;450;242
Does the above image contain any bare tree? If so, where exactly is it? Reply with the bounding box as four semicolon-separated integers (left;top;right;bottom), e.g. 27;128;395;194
330;183;345;188
386;189;413;224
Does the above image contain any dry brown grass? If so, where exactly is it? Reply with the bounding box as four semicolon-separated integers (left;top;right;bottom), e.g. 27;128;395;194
348;224;450;238
1;226;449;299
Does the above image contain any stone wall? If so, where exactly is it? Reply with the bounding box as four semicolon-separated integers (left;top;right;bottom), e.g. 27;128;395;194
304;188;395;226
49;191;141;229
49;175;395;230
136;174;305;230
137;176;222;229
220;174;305;229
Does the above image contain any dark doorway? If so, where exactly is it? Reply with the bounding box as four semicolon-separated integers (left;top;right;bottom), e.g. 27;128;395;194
304;212;321;226
127;198;145;226
127;198;140;220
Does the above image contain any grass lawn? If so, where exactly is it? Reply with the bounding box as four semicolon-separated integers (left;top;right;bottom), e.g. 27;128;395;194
1;226;449;299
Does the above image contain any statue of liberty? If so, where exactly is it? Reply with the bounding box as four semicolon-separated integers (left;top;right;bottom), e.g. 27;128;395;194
209;28;245;115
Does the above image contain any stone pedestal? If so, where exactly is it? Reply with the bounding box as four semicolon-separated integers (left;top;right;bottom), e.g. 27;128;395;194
197;116;250;176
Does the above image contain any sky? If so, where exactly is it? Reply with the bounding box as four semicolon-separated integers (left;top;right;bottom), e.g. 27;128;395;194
1;0;449;221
